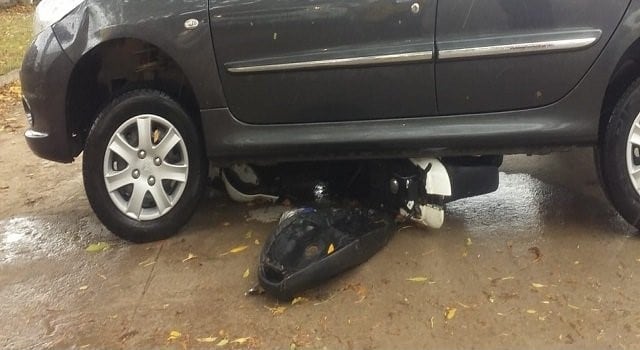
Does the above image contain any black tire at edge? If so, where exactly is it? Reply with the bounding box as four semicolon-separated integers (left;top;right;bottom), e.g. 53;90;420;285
599;77;640;229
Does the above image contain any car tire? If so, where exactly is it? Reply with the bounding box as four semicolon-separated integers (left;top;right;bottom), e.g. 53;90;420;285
83;90;206;243
599;78;640;229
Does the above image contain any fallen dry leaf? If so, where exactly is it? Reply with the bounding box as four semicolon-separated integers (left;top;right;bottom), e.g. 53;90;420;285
222;245;249;256
167;330;182;341
152;129;161;144
445;307;457;320
407;277;429;283
346;283;368;303
457;302;471;309
216;338;229;346
254;239;260;245
230;246;249;253
231;337;251;344
528;246;542;261
182;253;197;263
568;304;580;310
327;243;335;255
291;297;308;305
138;258;156;267
78;285;88;291
86;242;110;253
466;238;473;246
526;309;537;314
196;336;218;343
532;283;546;288
264;305;286;315
243;268;250;279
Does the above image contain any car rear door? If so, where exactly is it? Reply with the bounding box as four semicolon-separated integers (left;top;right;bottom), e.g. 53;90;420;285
209;0;437;124
435;0;631;115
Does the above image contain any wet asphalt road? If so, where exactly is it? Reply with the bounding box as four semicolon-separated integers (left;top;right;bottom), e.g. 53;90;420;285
1;109;640;349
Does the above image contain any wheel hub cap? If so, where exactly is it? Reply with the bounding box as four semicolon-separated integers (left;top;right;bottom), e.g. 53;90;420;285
103;114;189;221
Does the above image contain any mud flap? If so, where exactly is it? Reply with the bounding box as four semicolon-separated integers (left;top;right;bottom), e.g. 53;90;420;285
258;207;396;300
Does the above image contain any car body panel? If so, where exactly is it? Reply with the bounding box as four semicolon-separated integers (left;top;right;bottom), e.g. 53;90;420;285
52;0;226;110
201;0;640;164
209;0;438;124
20;27;75;163
435;0;631;114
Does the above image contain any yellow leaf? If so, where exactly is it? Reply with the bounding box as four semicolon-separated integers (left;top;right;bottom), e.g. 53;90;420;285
152;129;161;144
327;243;335;255
216;338;229;346
445;307;457;320
531;283;546;288
407;277;429;283
265;305;287;315
182;253;197;263
86;242;110;253
243;268;250;279
229;245;249;254
291;297;308;305
167;330;182;341
231;337;251;344
196;337;218;343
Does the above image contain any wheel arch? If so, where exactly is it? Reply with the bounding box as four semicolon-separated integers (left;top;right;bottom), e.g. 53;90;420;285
600;37;640;143
65;37;202;157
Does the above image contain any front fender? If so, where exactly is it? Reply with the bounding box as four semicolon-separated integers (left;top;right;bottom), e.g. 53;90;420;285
52;0;226;109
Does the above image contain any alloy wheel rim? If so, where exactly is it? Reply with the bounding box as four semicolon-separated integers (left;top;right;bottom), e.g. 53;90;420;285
103;114;189;221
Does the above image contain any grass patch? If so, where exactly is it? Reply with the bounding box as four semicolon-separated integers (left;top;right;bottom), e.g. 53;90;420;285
0;5;34;75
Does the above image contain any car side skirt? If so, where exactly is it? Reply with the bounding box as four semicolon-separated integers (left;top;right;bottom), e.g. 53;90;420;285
201;104;597;165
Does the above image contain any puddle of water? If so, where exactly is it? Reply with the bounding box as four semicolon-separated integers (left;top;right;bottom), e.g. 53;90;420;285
0;215;91;264
447;173;633;239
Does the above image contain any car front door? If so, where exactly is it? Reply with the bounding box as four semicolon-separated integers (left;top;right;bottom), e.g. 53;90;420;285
209;0;437;124
435;0;631;115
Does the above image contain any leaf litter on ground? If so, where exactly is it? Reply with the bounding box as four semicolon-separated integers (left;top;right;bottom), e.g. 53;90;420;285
221;245;249;256
167;330;182;341
86;242;110;253
182;253;197;263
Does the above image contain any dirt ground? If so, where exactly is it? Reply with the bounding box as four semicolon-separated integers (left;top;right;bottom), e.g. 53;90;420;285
2;98;640;350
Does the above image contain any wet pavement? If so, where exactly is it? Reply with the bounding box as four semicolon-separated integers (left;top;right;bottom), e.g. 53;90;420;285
2;105;640;349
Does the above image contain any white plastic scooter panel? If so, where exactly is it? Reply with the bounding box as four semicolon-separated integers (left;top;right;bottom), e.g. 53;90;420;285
410;158;453;196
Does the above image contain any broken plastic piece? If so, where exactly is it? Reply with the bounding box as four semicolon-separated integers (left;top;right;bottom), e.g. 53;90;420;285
413;204;445;229
411;158;453;197
258;207;395;300
222;166;279;203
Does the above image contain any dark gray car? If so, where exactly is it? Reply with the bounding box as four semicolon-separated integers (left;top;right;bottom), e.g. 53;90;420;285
19;0;640;241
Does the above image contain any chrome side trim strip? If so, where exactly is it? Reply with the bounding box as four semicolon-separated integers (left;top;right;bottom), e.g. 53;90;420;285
227;51;433;73
439;36;599;60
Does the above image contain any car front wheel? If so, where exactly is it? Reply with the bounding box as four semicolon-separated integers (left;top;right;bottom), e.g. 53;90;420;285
83;90;206;243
